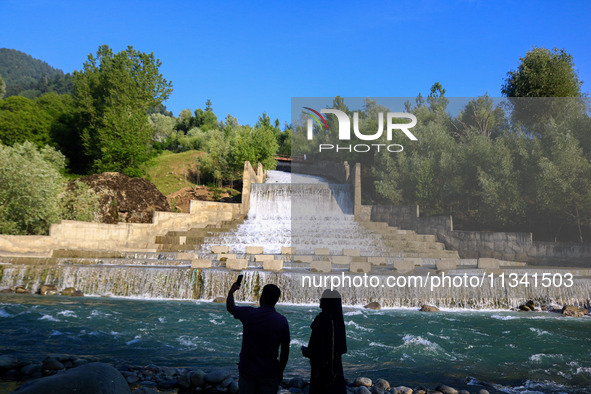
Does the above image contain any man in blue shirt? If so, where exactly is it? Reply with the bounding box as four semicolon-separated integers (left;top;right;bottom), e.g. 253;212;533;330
227;281;290;394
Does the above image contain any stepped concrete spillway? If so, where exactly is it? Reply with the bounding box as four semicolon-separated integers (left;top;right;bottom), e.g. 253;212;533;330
1;169;590;309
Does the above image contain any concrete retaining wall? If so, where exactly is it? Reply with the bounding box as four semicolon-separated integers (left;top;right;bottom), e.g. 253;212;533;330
0;161;265;255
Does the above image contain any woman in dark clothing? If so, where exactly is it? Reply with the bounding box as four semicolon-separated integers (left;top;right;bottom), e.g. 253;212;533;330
302;289;347;394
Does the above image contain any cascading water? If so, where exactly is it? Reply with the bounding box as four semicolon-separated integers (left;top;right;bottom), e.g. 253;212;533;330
200;170;390;255
2;264;591;308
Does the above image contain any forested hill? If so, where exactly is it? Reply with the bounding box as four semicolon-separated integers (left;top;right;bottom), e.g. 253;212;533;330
0;48;73;98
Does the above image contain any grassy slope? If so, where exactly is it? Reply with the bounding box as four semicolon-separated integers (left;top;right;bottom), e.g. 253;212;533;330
144;150;204;196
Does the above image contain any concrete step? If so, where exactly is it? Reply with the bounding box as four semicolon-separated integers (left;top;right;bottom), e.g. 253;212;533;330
359;221;392;230
378;233;438;242
382;240;446;251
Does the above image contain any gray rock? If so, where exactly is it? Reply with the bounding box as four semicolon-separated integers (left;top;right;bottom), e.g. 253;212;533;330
228;381;239;393
132;388;159;394
372;387;385;394
212;296;226;303
126;374;140;384
178;371;191;388
21;363;42;375
375;378;391;391
205;369;231;384
477;390;490;394
138;380;156;387
458;390;470;394
72;358;89;367
393;386;413;394
0;355;17;369
354;377;372;387
221;376;234;387
14;362;131;394
435;386;458;394
190;369;206;387
356;387;372;394
215;384;229;392
164;367;178;379
42;358;65;371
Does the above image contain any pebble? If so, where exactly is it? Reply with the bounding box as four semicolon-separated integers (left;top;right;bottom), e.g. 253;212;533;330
435;385;458;394
126;374;140;384
42;358;64;371
191;369;206;387
355;376;373;387
0;355;17;369
132;388;159;394
205;368;231;384
375;378;390;391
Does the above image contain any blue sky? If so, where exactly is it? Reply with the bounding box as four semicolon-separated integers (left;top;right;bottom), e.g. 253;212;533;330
2;0;590;127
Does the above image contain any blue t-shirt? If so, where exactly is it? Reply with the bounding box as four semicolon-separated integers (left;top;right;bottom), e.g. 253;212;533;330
233;305;290;377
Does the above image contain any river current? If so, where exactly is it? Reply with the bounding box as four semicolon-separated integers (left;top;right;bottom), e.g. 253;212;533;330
1;294;590;393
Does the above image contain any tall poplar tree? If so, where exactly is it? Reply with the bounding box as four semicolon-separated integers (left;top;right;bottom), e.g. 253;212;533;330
74;45;172;176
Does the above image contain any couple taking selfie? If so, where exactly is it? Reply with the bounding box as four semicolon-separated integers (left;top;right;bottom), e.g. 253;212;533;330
227;275;347;394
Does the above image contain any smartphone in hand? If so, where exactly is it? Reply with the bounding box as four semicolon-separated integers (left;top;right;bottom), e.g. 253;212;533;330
235;274;244;287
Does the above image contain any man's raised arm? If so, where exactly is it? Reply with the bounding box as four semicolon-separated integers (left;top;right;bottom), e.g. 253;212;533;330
226;282;240;316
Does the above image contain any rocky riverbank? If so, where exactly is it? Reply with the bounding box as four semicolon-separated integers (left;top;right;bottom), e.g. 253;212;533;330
0;354;495;394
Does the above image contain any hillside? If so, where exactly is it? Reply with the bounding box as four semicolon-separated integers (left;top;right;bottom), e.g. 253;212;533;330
144;150;240;212
0;48;72;98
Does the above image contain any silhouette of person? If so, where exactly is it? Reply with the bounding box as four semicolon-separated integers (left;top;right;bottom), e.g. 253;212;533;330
302;289;347;393
227;281;290;394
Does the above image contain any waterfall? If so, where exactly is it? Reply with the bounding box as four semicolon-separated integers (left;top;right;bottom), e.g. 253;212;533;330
1;264;590;308
201;171;388;255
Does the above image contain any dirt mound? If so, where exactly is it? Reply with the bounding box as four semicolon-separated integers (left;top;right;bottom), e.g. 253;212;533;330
74;172;171;224
168;186;240;213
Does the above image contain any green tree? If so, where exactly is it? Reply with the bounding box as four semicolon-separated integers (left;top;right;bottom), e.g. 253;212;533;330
73;45;172;176
452;95;508;138
0;142;65;234
502;47;583;98
0;96;53;146
60;180;100;222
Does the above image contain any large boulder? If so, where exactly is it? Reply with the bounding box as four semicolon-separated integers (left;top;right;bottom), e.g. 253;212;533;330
14;362;131;393
420;305;440;312
72;172;170;224
40;285;59;295
15;285;30;294
562;305;589;317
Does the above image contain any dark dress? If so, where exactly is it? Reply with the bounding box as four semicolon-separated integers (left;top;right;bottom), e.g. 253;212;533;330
304;305;347;393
